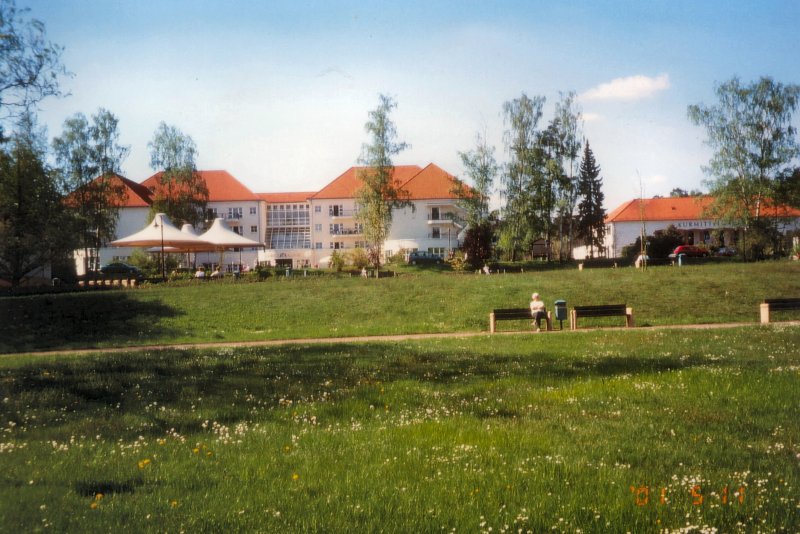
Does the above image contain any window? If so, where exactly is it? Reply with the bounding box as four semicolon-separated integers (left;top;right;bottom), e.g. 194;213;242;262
430;207;440;220
329;242;344;249
265;227;311;249
267;204;310;226
431;227;441;239
315;224;322;231
428;247;446;257
315;205;321;213
250;225;258;233
231;226;242;235
228;207;243;219
315;242;322;249
329;204;344;216
206;208;218;220
250;207;257;215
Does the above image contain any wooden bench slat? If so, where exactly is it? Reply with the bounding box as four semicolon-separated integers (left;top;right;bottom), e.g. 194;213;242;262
570;304;634;330
572;304;626;317
490;307;552;333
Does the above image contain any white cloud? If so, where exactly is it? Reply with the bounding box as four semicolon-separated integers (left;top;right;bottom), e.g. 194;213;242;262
582;112;603;123
580;74;670;102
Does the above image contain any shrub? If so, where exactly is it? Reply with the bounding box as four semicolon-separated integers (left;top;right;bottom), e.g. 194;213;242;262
329;250;345;272
348;248;370;269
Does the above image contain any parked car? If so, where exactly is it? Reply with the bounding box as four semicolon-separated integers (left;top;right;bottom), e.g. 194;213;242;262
406;251;441;265
100;262;144;278
716;246;737;257
669;245;709;258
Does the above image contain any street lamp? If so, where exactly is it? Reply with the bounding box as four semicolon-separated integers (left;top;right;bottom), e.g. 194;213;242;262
154;215;165;279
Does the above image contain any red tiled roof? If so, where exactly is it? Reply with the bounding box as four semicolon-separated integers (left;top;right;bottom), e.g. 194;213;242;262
141;170;260;202
311;165;422;199
65;173;152;208
258;192;314;203
117;175;153;207
606;196;800;223
606;197;715;222
401;163;461;200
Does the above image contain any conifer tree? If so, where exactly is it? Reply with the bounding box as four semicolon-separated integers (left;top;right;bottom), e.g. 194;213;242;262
576;142;606;258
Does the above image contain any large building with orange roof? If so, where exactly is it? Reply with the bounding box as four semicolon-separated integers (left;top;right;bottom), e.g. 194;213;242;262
602;196;800;258
92;163;466;273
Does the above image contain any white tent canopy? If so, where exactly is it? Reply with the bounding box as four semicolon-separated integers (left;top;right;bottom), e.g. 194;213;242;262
198;218;262;249
110;213;210;251
181;223;200;236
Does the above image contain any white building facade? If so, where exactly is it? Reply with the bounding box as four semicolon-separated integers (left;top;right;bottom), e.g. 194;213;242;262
88;163;466;272
601;197;800;258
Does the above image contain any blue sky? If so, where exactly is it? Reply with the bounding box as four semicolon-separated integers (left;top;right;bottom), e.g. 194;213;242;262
24;0;800;210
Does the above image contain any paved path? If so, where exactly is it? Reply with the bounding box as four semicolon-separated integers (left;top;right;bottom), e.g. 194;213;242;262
4;321;799;358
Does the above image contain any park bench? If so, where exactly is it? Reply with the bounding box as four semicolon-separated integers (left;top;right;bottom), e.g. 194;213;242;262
760;298;800;324
489;308;552;333
570;304;634;330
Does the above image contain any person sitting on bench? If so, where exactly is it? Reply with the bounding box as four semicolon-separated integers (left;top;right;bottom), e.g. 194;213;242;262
530;292;547;332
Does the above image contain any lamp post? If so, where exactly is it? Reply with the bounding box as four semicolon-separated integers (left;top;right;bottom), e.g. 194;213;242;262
155;215;165;280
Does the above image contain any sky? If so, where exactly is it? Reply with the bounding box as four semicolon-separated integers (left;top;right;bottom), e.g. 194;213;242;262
20;0;800;211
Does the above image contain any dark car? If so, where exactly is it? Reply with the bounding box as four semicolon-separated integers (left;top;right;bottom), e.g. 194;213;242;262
100;262;143;278
716;246;737;257
406;251;441;265
669;245;709;258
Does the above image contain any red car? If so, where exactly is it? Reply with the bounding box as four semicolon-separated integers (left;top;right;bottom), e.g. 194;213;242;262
671;245;709;257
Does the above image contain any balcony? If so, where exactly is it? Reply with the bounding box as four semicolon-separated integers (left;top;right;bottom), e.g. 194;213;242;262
330;227;363;236
426;216;462;228
330;209;357;219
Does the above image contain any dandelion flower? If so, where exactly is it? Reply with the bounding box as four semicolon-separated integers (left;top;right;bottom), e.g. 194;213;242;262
292;473;300;481
192;447;200;454
170;499;178;508
95;493;104;501
90;502;99;510
138;458;151;469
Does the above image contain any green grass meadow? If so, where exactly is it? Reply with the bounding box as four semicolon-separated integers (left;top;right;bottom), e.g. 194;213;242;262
0;261;799;531
2;261;800;353
0;329;798;532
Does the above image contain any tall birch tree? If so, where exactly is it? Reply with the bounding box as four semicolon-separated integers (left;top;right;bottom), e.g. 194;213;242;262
148;122;208;228
500;93;545;261
53;108;129;272
355;94;410;269
688;76;800;258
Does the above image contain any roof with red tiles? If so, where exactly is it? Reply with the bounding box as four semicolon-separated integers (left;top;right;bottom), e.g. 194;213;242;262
401;163;462;200
65;173;153;208
117;175;154;207
310;165;423;199
605;197;714;222
606;196;800;223
141;170;260;202
258;192;315;203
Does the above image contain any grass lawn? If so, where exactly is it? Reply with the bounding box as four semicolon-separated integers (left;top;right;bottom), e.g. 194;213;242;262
2;261;800;353
0;327;798;532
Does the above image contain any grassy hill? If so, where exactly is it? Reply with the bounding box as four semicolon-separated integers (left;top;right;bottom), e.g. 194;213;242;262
2;261;799;353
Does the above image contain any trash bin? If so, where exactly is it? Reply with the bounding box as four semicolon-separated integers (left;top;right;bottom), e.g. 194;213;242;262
677;253;685;267
554;300;567;329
